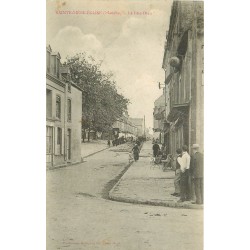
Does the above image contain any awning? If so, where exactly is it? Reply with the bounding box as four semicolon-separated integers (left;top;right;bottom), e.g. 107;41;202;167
163;121;170;133
167;103;189;122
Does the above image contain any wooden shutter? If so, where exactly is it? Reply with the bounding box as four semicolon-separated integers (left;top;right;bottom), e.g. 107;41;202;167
54;127;58;155
61;128;64;155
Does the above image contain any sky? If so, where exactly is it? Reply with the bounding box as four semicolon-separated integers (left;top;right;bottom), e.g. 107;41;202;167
46;0;173;131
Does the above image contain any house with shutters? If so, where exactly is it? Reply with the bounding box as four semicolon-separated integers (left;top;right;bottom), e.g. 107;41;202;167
46;45;82;169
162;1;204;154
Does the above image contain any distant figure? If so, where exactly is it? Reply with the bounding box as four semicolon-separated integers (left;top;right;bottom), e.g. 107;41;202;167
132;144;140;161
107;140;111;147
152;142;160;157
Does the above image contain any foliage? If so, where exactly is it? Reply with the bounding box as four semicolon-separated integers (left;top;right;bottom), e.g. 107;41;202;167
64;53;130;133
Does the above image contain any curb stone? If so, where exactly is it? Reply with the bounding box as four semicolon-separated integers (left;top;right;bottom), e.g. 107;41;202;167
82;146;109;159
109;191;203;210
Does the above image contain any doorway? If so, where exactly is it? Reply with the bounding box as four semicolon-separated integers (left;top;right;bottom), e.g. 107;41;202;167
67;129;71;161
46;126;53;166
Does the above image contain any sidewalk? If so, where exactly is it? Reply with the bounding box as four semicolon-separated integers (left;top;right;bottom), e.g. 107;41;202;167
81;140;109;158
109;141;203;209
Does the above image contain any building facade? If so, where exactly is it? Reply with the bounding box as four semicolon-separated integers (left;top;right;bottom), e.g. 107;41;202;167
129;118;144;137
112;112;139;140
153;93;165;143
162;1;204;154
46;45;82;169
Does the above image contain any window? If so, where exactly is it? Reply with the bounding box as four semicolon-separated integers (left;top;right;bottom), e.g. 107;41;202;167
68;82;71;92
67;99;71;122
53;56;57;75
56;95;61;119
57;58;60;78
46;126;53;154
46;89;52;118
57;127;62;154
46;126;53;164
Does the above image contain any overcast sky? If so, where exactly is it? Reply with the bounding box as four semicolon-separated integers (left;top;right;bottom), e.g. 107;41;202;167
47;0;173;130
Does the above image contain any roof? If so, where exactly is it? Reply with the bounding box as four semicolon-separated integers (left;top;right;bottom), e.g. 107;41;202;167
71;81;83;92
51;51;61;59
46;45;52;52
154;94;165;107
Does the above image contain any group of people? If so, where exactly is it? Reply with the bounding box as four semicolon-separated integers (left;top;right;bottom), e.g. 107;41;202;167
108;136;138;147
172;144;203;205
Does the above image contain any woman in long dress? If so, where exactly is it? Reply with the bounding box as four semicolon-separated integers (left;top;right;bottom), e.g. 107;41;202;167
132;144;140;161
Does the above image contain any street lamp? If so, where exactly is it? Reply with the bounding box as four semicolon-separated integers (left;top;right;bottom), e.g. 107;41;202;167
158;82;165;89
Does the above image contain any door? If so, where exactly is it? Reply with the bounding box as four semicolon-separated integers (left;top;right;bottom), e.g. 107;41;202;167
67;129;71;161
46;126;53;166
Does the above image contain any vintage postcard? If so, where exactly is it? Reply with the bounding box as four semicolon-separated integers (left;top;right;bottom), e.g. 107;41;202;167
46;0;204;249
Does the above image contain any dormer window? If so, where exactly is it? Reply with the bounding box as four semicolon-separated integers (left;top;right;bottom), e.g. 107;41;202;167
46;45;52;73
57;58;60;78
50;52;61;78
46;51;50;73
52;56;57;76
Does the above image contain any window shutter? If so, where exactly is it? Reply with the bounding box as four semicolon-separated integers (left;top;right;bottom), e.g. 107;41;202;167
61;128;64;155
54;127;58;155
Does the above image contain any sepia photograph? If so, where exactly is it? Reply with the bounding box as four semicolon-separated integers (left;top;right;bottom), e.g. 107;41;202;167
46;0;204;249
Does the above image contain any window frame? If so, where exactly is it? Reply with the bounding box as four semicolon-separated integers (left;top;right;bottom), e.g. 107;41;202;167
56;95;61;120
56;58;60;78
67;98;72;122
53;56;57;76
57;127;62;154
68;82;71;93
46;51;50;73
46;89;52;118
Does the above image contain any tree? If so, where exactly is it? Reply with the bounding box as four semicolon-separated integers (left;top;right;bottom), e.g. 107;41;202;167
64;53;129;141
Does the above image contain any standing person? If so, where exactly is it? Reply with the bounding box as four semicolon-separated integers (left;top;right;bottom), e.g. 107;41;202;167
178;145;190;202
137;140;141;150
152;142;160;158
107;140;111;147
171;148;182;197
132;144;140;161
190;144;204;204
182;145;192;200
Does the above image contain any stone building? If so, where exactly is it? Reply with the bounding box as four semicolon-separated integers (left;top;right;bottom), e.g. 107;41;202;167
112;112;139;140
129;118;144;137
46;45;82;168
162;1;204;154
153;93;165;143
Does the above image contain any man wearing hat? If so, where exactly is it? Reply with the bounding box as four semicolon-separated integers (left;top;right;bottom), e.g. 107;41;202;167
190;144;204;204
